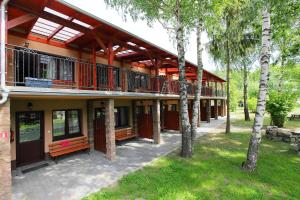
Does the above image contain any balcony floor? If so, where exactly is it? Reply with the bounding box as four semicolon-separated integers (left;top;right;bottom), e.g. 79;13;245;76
8;86;227;100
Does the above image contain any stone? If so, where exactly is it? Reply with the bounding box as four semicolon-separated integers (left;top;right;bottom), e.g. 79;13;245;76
266;126;278;136
277;128;292;137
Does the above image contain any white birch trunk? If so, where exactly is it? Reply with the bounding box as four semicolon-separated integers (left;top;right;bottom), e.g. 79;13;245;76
191;20;204;143
242;8;271;171
176;1;192;157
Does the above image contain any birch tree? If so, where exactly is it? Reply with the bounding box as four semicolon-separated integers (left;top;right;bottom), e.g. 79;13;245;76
242;8;271;171
105;0;195;157
191;19;204;142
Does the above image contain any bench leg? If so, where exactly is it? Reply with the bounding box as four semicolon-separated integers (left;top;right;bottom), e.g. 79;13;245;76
53;157;58;164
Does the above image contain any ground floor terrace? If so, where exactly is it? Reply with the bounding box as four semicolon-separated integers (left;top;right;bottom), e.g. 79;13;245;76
0;94;226;199
12;117;226;200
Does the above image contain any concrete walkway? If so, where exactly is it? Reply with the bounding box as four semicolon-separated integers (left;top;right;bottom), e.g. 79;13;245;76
12;118;226;200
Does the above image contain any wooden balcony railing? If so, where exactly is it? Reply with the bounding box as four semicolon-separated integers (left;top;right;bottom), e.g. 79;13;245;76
4;45;226;97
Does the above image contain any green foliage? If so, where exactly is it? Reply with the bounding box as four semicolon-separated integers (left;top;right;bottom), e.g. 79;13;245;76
266;91;297;127
248;97;257;113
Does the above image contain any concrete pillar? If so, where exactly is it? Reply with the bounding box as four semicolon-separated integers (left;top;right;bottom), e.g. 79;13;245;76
105;99;116;160
206;99;211;123
153;99;161;144
0;100;11;200
132;101;138;135
87;100;94;150
214;99;218;120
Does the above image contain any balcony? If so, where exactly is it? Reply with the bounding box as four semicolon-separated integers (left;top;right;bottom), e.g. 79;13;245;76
4;45;225;97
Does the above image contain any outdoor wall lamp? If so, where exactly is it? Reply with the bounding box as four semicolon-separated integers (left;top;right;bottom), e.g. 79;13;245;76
24;41;30;48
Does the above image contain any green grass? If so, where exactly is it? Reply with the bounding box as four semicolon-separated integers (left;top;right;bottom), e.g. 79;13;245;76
231;107;300;130
85;131;300;199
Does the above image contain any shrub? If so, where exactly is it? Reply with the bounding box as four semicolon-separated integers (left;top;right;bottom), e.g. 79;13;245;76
248;98;257;113
266;91;297;127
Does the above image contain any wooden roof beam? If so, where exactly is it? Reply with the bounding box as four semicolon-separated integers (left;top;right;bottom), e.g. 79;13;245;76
7;13;36;29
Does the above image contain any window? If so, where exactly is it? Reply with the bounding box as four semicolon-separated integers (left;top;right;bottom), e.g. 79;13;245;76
170;104;177;111
115;107;129;128
52;109;81;141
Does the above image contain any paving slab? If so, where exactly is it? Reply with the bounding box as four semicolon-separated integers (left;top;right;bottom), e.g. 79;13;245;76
12;117;225;200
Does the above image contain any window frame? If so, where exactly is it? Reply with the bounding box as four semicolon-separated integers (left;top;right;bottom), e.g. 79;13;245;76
115;106;129;129
52;109;82;141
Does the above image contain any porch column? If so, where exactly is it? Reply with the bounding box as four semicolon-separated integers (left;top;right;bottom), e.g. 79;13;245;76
152;99;161;144
160;101;165;131
105;99;116;160
87;100;94;150
0;100;11;200
206;99;211;123
132;101;138;135
214;99;218;120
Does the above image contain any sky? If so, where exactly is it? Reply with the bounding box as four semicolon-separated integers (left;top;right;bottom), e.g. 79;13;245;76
63;0;218;71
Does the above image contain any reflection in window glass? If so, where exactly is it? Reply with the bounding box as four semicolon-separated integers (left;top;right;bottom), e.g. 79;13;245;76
19;112;41;143
53;111;65;137
68;110;80;134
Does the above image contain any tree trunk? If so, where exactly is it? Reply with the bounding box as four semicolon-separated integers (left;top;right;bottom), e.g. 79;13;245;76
176;2;192;158
242;8;271;171
191;20;204;143
243;62;250;121
225;18;231;134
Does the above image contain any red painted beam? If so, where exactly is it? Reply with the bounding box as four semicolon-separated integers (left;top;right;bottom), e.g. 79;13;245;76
65;32;84;45
7;14;36;29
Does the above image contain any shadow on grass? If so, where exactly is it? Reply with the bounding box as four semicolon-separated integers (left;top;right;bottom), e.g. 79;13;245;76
84;132;300;200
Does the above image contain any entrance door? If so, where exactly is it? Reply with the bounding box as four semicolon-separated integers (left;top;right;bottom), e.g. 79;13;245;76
137;106;153;139
94;108;106;153
16;111;44;166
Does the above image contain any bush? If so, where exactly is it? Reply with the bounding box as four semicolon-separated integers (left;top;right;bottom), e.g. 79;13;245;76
248;98;257;113
266;91;297;127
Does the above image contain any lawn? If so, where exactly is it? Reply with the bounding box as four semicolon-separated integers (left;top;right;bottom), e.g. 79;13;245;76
231;107;300;130
85;124;300;199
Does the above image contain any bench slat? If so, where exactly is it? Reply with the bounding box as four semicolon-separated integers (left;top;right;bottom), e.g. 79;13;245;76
49;139;88;151
50;144;90;157
48;136;90;158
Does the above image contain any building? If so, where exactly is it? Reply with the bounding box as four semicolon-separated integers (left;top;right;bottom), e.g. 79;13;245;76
0;0;226;199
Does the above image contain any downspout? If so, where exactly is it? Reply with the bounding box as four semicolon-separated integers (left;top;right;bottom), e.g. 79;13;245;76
0;0;10;104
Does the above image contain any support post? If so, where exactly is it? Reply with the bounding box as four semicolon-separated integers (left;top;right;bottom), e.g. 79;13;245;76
206;99;211;123
214;99;218;120
221;99;225;117
87;100;94;150
132;101;138;136
92;47;97;90
105;99;116;160
160;101;165;131
107;42;114;90
152;99;161;144
0;100;11;200
155;57;162;92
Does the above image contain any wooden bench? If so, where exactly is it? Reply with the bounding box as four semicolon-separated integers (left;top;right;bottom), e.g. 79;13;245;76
48;136;90;162
115;127;136;141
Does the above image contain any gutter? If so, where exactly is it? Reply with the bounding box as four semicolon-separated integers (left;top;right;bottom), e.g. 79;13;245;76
0;0;10;104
